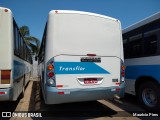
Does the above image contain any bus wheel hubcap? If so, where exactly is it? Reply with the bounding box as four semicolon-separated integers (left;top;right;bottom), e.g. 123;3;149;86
142;88;157;107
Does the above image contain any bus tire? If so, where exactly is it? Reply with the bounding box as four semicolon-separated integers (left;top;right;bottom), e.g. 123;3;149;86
138;81;160;111
20;85;25;99
20;78;25;99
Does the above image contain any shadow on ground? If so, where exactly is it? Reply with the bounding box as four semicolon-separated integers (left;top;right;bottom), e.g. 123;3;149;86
29;81;119;119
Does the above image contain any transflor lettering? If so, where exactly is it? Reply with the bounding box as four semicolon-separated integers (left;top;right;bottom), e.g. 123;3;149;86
59;66;85;71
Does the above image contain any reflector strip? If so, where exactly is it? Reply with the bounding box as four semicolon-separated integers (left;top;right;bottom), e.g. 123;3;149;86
0;92;6;95
116;88;121;91
115;82;120;85
58;92;64;95
56;85;63;88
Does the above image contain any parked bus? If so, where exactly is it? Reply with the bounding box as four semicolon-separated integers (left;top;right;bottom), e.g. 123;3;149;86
38;10;125;104
0;7;32;101
123;12;160;111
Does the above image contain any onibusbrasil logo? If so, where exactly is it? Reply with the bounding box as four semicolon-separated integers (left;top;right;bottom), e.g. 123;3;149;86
1;112;42;118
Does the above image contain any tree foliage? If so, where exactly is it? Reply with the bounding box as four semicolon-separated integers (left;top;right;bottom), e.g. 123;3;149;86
20;26;40;55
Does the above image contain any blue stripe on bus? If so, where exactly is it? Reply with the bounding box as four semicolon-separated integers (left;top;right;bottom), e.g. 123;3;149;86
54;62;110;74
13;60;25;79
125;65;160;81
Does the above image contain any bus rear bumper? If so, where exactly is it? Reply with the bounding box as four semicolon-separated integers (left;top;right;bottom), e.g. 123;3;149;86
45;83;125;104
0;88;12;101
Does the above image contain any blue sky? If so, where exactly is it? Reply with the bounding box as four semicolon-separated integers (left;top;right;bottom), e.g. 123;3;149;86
0;0;160;41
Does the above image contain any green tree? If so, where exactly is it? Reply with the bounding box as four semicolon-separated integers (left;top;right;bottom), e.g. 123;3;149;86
20;26;40;55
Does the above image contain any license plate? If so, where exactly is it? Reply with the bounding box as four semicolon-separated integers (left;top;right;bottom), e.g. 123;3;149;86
84;78;98;84
81;57;101;62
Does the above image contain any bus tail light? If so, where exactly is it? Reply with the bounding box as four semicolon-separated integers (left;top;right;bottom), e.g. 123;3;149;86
47;61;56;87
48;71;54;77
121;61;125;82
121;71;125;77
1;70;11;84
48;64;54;71
47;78;55;87
121;65;125;71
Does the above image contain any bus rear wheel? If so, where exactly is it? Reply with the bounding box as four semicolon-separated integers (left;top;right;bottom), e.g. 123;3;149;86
20;85;25;99
20;78;25;99
138;82;160;111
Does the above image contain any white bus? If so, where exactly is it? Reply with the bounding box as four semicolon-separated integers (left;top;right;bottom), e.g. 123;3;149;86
123;12;160;111
0;7;32;101
38;10;125;104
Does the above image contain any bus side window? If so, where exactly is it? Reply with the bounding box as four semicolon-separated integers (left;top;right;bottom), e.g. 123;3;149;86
14;22;20;56
144;35;157;56
129;34;143;58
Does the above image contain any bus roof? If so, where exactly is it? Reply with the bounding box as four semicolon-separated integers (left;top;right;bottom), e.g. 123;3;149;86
49;10;119;22
123;12;160;34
